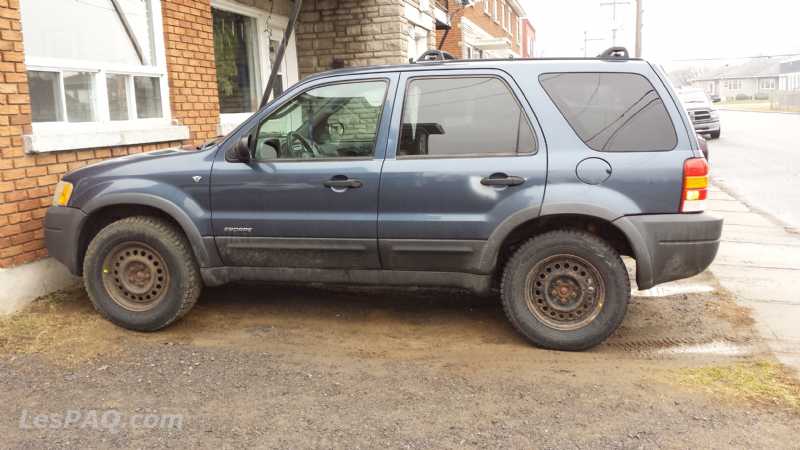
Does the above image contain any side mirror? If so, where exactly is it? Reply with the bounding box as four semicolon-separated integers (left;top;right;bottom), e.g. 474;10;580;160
225;136;252;163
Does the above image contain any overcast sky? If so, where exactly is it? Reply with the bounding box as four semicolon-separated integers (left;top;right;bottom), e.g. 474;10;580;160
521;0;800;64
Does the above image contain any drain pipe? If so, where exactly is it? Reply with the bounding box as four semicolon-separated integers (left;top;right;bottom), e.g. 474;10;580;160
259;0;304;109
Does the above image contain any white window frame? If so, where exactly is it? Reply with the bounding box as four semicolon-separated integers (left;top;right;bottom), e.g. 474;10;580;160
499;3;505;26
759;78;775;90
493;0;498;20
212;0;299;136
22;0;187;153
483;0;489;15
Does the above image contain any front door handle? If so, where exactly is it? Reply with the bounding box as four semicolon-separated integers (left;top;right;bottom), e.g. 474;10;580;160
480;173;525;187
324;176;363;189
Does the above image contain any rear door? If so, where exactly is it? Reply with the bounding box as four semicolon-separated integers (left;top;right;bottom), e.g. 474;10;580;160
377;69;547;273
210;73;398;268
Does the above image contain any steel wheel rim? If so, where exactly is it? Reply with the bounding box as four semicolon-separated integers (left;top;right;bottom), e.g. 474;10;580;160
101;242;170;312
524;254;606;331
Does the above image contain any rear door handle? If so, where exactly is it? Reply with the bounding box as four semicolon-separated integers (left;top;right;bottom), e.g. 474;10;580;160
480;173;525;187
324;176;363;189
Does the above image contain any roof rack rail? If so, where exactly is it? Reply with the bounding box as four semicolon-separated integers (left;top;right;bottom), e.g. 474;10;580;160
415;50;456;62
597;47;629;59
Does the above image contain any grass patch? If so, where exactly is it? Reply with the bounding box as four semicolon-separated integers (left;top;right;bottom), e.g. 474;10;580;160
0;288;123;365
678;361;800;410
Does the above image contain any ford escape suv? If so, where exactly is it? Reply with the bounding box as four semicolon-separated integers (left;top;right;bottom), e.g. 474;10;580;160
44;54;723;351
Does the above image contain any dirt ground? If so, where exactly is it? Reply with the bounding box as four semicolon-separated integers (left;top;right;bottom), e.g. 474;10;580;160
1;271;799;449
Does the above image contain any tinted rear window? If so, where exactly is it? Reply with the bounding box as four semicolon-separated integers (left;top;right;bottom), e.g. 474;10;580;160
539;72;677;152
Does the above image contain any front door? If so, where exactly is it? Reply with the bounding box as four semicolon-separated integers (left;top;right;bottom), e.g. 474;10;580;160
378;70;547;273
211;74;398;268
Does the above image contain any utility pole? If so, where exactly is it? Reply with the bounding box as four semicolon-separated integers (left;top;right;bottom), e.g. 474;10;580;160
583;31;604;57
600;0;629;48
634;0;643;57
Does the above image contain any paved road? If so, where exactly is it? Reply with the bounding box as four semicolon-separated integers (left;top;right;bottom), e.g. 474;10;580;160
710;110;800;230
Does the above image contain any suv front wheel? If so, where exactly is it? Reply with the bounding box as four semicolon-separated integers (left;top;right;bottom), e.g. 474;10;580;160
501;230;630;350
83;216;202;331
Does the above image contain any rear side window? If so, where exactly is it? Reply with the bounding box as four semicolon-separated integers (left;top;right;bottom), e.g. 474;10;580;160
539;72;677;152
398;77;536;157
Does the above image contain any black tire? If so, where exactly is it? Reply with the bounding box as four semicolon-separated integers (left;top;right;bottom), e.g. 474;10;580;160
709;130;720;139
501;230;630;351
83;216;202;331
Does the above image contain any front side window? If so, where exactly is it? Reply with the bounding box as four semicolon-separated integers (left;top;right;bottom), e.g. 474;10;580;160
254;81;388;161
398;77;536;157
539;72;677;152
21;0;167;124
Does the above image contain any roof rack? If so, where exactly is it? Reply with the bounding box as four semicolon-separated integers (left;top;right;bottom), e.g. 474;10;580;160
415;50;456;62
597;46;629;59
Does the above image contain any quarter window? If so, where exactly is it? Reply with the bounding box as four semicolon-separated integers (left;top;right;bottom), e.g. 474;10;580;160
539;72;677;152
253;81;388;161
398;77;536;157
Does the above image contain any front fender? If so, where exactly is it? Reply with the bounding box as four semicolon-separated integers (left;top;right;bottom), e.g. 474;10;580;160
80;192;221;268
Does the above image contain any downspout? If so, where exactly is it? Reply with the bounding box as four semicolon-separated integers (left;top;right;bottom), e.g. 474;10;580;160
260;0;304;109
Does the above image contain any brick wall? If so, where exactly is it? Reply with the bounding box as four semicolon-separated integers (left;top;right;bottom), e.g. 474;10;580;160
0;0;216;269
162;0;220;144
436;3;464;58
295;0;409;78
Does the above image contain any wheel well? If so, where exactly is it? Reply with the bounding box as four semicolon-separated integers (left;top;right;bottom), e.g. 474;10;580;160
76;204;184;275
494;214;634;281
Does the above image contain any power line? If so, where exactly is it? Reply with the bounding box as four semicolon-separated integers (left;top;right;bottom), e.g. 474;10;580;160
670;53;800;62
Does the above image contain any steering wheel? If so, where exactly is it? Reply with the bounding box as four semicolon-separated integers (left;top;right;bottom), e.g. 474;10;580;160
287;132;319;158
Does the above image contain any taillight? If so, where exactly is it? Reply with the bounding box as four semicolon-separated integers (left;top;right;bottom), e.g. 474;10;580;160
681;157;709;212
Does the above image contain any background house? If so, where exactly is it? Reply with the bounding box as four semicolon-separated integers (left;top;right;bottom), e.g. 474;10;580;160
778;58;800;92
521;17;535;58
0;0;446;312
690;59;781;101
436;0;529;59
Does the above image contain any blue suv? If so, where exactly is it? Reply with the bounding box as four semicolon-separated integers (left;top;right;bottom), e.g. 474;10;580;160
44;55;722;350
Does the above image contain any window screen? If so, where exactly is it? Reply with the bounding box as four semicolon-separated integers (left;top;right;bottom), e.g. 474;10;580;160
539;72;678;152
399;77;536;157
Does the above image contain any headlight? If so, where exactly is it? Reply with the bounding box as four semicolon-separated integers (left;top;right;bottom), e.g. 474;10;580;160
52;181;74;207
710;110;719;120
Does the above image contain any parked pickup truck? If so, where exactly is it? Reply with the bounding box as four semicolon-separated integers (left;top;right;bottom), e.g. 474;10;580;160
45;52;722;350
678;88;721;139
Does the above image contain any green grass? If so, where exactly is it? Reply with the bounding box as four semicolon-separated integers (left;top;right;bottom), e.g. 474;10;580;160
678;361;800;410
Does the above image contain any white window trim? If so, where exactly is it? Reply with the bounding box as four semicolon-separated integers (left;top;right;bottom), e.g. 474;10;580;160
493;0;498;20
499;3;504;25
483;0;489;15
23;0;187;153
212;0;299;136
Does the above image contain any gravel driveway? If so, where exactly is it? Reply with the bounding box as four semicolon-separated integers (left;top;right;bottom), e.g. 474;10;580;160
1;271;798;449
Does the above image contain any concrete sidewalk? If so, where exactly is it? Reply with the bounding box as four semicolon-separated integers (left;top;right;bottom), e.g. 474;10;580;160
708;181;800;372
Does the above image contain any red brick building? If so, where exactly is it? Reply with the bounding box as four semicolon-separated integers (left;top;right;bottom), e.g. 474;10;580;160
0;0;442;311
521;17;535;58
435;0;527;59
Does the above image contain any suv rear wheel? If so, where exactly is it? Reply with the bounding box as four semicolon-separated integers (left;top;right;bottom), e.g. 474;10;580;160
83;216;202;331
501;230;630;350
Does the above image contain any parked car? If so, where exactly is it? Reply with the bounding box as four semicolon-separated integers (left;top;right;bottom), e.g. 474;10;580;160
45;52;722;351
678;88;721;139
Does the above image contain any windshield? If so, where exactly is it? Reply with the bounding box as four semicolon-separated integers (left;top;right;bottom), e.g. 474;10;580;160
679;90;710;104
